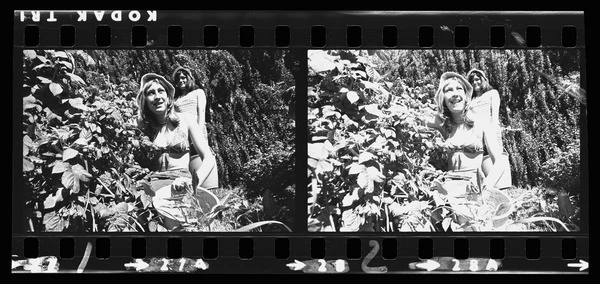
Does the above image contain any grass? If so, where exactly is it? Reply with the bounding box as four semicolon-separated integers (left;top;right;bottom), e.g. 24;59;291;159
501;186;580;232
167;185;294;232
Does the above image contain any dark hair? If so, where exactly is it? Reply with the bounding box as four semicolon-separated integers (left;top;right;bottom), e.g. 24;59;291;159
467;72;493;96
173;69;198;98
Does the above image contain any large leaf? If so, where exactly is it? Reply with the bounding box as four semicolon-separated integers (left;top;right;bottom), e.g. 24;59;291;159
23;50;37;60
68;98;89;111
308;50;336;74
61;171;80;193
23;157;34;172
358;151;375;164
72;164;92;182
43;212;68;232
43;190;63;209
37;76;52;84
52;161;71;174
49;83;63;96
307;143;329;160
346;91;360;104
347;163;364;175
62;148;79;161
362;104;387;117
67;73;86;85
340;209;362;232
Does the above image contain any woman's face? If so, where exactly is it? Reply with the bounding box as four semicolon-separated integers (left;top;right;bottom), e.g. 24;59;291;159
443;79;467;114
470;74;483;93
145;81;169;115
176;72;188;90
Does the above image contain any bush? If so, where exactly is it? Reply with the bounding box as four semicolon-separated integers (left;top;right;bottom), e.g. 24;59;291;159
538;141;581;194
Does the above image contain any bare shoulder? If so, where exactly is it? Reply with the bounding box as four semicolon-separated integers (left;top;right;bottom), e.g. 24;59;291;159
190;88;206;98
485;89;500;99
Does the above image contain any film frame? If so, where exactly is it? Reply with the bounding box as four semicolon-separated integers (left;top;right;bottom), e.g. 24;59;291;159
12;10;588;275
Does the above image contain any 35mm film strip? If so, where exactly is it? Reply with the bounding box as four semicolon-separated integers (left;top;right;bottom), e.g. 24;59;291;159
13;10;588;275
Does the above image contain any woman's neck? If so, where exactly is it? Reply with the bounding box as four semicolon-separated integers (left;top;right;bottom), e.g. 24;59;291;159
450;111;465;124
155;114;167;126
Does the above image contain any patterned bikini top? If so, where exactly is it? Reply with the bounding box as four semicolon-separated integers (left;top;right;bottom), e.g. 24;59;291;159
152;120;190;154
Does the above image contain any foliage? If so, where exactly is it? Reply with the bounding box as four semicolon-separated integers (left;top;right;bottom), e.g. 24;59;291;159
20;49;296;232
307;50;583;232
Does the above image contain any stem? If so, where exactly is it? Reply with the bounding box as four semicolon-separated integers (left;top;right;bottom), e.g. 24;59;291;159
95;178;116;198
28;218;35;232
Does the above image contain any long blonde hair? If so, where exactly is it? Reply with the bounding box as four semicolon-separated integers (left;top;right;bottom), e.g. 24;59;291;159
136;77;179;138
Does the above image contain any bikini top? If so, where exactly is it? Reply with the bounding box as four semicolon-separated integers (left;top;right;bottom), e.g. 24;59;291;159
152;120;190;154
174;90;200;118
444;122;485;154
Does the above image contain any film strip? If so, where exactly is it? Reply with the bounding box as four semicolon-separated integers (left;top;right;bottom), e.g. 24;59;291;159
13;10;588;275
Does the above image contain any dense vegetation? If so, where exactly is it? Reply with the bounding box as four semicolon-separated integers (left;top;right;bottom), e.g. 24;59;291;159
20;49;297;232
307;50;583;232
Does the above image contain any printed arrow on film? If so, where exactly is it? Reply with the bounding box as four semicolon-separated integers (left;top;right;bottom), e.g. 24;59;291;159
286;259;349;273
415;259;441;271
567;259;588;271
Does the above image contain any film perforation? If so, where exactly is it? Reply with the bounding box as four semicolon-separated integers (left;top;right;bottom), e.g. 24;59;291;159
203;25;219;47
59;25;75;47
238;238;254;260
311;238;326;259
490;25;506;47
96;25;111;47
454;25;470;47
275;25;291;47
381;238;397;260
60;238;75;259
203;238;218;260
23;25;39;47
311;25;327;47
239;25;255;48
23;237;39;258
274;238;290;259
561;238;577;260
346;25;362;48
418;238;434;259
382;25;398;47
96;237;111;259
562;26;577;47
131;25;147;47
168;25;183;47
346;238;362;260
526;26;542;47
418;26;434;48
453;238;469;260
131;238;146;259
167;238;183;259
490;238;505;259
525;239;541;260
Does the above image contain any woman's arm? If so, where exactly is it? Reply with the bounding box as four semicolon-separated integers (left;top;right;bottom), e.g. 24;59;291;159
179;113;216;188
480;121;508;189
489;89;501;127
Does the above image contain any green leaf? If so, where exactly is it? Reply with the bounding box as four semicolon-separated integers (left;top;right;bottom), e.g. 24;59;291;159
28;156;44;164
52;161;71;174
62;148;79;161
73;138;88;146
342;192;358;207
340;209;362;232
49;83;63;96
362;104;387;117
57;60;73;71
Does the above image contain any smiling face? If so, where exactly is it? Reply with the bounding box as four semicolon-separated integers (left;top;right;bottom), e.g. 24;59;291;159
176;72;188;90
144;80;169;116
442;79;467;114
470;74;483;93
